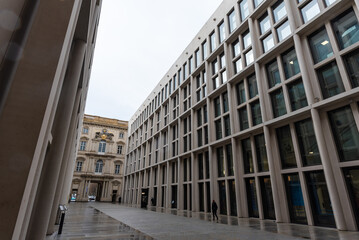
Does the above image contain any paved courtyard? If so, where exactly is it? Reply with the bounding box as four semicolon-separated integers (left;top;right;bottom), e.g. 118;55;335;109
51;202;359;240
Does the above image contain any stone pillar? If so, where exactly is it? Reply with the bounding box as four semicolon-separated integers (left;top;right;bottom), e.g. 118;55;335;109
26;40;86;240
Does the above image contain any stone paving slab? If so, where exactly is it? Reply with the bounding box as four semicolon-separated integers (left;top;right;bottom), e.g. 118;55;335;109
89;202;359;240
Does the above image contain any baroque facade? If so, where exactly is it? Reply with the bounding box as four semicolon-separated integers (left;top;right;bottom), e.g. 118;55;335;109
71;115;128;202
0;0;102;239
124;0;359;232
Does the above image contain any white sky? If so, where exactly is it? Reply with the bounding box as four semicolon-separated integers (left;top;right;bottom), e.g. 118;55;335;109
85;0;223;121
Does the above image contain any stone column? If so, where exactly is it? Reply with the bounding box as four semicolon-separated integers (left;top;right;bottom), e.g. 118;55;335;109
26;40;86;240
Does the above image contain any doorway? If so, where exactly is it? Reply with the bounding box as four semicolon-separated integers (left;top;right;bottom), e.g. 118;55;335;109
141;188;149;208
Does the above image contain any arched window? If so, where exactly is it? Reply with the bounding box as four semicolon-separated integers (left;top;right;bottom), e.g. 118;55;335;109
95;160;103;173
98;140;106;153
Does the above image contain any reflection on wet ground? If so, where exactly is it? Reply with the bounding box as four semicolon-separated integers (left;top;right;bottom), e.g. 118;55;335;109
53;204;153;240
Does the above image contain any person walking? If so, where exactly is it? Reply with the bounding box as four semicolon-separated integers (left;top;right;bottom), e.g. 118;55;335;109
211;200;219;221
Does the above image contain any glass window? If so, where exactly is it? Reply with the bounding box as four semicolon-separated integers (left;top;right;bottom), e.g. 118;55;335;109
210;32;216;52
332;9;359;50
243;31;251;49
263;34;275;53
295;119;321;166
195;49;200;67
248;74;258;98
76;161;82;172
218;21;226;43
202;41;208;60
255;134;268;172
260;177;275;220
343;167;359;228
251;101;262;126
245;49;254;65
239;107;249;130
228;179;237;216
242;138;254;173
222;71;227;82
239;0;249;21
246;178;259;217
272;0;287;23
325;0;337;6
217;147;225;177
222;92;229;113
219;180;227;214
98;140;106;153
236;81;246;105
259;14;271;35
115;164;121;174
254;0;264;8
276;125;297;168
301;0;320;23
288;80;308;111
316;62;345;99
213;76;220;89
228;10;237;33
80;141;86;151
226;144;234;176
232;40;240;57
328;106;359;162
117;145;123;154
282;48;300;79
308;28;333;63
212;59;219;74
95;160;103;173
224;115;231;137
284;174;307;224
306;171;336;227
220;53;226;68
83;127;88;134
343;48;359;88
277;21;291;41
266;60;281;88
271;89;287;118
234;58;243;73
215;119;222;140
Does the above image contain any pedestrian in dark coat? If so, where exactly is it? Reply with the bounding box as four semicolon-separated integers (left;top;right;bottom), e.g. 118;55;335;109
212;200;219;221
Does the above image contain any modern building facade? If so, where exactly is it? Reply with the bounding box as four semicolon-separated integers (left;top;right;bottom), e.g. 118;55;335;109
123;0;359;232
71;115;128;202
0;0;102;239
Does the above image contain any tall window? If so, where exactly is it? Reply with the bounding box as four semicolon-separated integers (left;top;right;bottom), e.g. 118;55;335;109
82;127;88;134
115;164;121;174
98;140;106;153
80;141;86;151
76;161;82;172
117;145;123;154
119;132;124;138
95;160;103;173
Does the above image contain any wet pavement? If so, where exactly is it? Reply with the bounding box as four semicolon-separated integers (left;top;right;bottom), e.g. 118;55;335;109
50;202;359;240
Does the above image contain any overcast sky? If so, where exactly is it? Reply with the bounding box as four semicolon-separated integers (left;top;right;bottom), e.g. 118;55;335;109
85;0;223;121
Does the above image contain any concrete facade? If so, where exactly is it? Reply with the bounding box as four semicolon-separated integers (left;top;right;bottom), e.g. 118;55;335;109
123;0;359;232
71;115;128;203
0;0;102;239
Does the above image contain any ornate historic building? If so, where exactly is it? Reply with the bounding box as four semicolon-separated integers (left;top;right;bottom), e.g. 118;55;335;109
71;115;128;202
0;0;102;239
124;0;359;232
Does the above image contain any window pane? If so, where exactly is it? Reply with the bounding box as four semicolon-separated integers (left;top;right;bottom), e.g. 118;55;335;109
239;0;249;21
242;138;254;173
271;88;287;118
288;80;308;111
332;9;359;50
282;48;300;79
343;167;359;228
295;119;321;166
266;60;281;88
215;119;222;140
306;171;336;227
224;115;231;137
325;0;337;6
251;101;262;125
236;81;246;105
316;62;345;99
222;92;229;113
273;1;287;23
202;41;208;60
277;21;291;41
301;0;320;23
226;144;234;176
228;10;237;33
255;134;268;172
239;107;249;130
214;97;221;117
232;40;240;57
254;0;264;8
276;125;297;168
284;174;307;224
217;147;225;177
308;28;333;63
246;178;259;217
234;58;243;74
210;32;216;52
243;31;251;49
328;106;359;162
263;34;275;52
344;48;359;88
245;49;254;65
219;22;226;43
259;14;271;35
248;74;258;98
